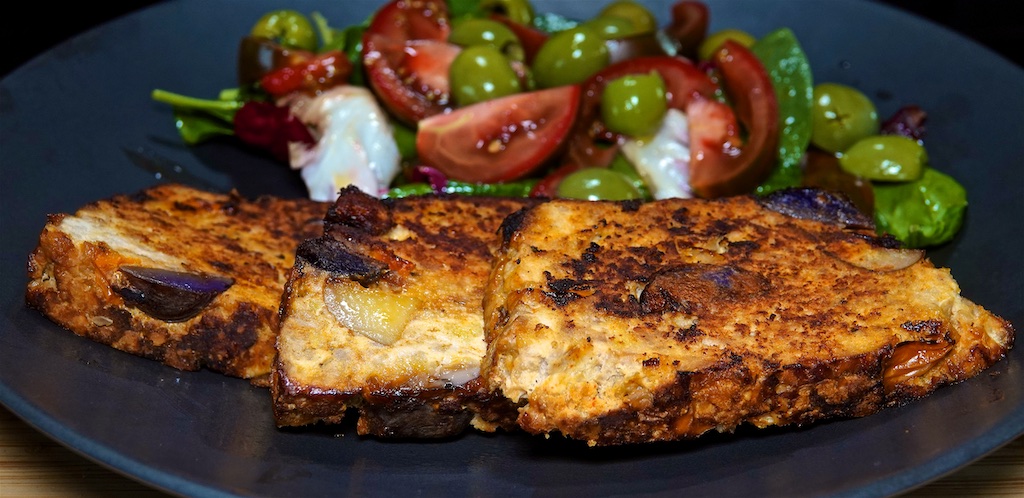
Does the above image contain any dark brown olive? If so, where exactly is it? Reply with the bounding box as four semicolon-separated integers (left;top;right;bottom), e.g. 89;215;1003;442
237;35;311;87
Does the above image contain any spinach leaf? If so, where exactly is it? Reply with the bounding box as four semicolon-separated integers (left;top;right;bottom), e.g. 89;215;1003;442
751;28;813;195
873;167;967;248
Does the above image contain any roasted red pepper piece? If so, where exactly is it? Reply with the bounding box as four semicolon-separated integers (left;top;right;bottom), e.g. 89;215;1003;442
259;50;352;98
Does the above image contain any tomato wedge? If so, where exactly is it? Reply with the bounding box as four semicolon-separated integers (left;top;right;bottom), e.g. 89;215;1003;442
687;40;779;198
362;0;457;125
416;85;581;183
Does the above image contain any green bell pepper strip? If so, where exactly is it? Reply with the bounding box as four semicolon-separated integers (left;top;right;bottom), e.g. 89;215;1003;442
386;179;539;198
751;28;813;195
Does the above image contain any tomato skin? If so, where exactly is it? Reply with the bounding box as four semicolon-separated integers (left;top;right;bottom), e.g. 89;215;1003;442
688;40;779;198
362;0;456;125
416;85;581;183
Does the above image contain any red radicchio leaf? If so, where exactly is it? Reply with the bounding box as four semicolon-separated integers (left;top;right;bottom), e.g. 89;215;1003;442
233;101;316;162
410;165;449;192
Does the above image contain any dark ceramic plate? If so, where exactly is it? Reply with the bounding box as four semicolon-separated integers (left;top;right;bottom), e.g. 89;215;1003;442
1;1;1021;496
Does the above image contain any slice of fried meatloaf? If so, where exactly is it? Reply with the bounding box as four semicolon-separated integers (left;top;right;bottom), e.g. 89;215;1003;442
26;184;328;384
482;188;1014;446
272;186;537;438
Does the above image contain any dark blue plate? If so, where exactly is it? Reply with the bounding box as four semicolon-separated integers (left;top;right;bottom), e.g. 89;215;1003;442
1;1;1021;496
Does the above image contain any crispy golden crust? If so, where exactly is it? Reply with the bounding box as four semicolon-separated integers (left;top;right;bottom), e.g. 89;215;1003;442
25;184;327;382
483;195;1014;446
272;187;534;437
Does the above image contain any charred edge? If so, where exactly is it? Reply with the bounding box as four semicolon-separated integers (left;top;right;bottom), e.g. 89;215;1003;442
172;201;199;213
620;199;642;212
900;319;944;336
568;242;602;279
295;236;388;285
184;302;265;374
499;207;532;247
220;191;244;216
543;272;592;307
325;185;393;236
839;231;905;249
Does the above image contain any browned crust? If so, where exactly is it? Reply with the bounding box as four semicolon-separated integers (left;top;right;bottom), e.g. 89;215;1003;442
484;195;1014;446
25;184;327;382
272;187;535;436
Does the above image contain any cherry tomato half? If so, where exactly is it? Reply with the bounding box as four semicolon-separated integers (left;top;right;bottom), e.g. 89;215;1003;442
416;85;581;183
362;0;457;125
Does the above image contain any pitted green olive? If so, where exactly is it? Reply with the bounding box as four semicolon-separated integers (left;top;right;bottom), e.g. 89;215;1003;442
597;1;657;35
450;45;522;106
532;26;610;88
600;71;667;138
840;135;927;181
556;167;642;200
810;82;879;154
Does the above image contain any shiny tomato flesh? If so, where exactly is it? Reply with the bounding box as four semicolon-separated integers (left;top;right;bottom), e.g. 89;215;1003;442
416;85;581;183
362;0;455;125
687;40;779;197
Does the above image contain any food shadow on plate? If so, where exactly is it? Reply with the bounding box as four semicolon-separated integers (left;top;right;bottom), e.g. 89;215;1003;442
138;135;309;200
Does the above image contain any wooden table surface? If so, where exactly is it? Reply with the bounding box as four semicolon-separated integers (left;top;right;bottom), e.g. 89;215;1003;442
1;404;1021;497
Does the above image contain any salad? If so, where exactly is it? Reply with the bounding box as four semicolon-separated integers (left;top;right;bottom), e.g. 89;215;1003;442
152;0;967;248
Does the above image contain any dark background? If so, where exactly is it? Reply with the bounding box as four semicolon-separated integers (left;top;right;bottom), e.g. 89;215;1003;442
2;0;1021;77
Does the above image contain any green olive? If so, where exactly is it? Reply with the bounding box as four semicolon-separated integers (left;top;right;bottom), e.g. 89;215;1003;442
600;71;667;138
481;0;535;26
597;1;658;35
839;135;927;181
250;10;318;52
581;15;639;39
698;28;756;61
609;154;651;198
810;82;879;154
450;45;522;106
449;18;525;62
556;167;642;200
532;26;610;88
